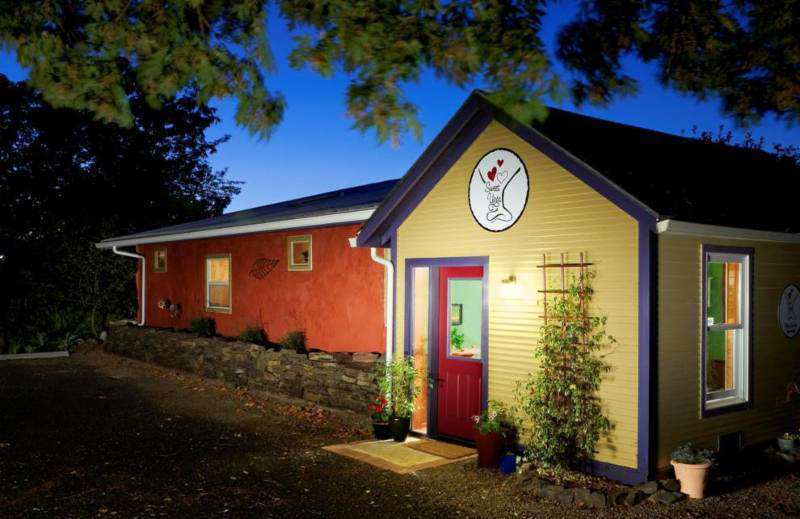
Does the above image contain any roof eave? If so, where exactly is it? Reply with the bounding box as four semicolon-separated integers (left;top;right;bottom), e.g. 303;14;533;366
96;208;376;249
656;219;800;243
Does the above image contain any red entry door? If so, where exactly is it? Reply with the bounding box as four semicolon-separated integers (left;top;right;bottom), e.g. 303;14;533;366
436;266;484;440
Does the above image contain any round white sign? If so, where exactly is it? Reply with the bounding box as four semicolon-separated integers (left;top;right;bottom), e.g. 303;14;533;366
779;284;800;338
468;148;529;232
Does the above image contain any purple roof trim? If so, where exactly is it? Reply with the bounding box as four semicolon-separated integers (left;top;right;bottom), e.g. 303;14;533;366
356;94;490;247
357;91;658;248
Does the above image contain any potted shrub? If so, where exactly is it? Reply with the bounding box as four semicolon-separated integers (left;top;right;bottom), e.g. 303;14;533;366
472;401;509;468
670;443;714;499
368;364;393;440
377;357;421;442
778;432;796;451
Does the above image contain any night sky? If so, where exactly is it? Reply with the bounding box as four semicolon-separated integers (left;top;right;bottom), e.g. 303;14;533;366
2;3;797;212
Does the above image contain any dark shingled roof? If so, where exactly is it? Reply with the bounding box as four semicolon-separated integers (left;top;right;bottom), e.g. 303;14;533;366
99;179;399;245
532;107;800;233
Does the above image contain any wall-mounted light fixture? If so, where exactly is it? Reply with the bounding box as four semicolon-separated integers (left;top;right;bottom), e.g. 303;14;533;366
501;274;517;284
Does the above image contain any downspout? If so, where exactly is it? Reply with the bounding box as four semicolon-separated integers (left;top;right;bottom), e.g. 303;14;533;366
112;246;146;326
369;247;394;364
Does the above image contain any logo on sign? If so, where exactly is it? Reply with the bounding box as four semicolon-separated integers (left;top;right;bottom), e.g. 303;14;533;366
468;148;529;232
779;284;800;338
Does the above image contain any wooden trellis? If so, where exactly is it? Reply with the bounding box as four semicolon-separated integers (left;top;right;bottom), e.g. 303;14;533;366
537;252;594;343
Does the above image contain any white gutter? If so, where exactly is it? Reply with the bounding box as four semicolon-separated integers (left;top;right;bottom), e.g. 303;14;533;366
656;219;800;244
97;209;375;249
369;247;394;364
112;246;146;326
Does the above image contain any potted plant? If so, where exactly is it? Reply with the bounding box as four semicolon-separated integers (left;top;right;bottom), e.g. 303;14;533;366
670;443;714;499
378;357;421;442
450;327;474;357
778;432;797;451
451;327;464;351
472;401;509;468
368;395;392;440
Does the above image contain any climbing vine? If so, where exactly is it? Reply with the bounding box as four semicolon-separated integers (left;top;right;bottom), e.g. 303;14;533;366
515;270;613;469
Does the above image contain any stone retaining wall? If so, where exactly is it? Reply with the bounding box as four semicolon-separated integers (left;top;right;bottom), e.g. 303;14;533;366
106;324;381;414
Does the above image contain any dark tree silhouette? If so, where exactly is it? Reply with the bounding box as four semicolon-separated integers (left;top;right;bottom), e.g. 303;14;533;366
0;75;240;353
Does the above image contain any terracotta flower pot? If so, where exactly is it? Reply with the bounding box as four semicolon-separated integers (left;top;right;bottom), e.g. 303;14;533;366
475;430;503;468
671;459;711;499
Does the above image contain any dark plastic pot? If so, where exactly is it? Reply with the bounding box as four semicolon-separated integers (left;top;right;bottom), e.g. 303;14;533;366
475;430;503;468
372;422;392;440
391;416;411;442
499;453;517;474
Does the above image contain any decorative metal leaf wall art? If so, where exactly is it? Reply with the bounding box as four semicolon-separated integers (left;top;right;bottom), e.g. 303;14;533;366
249;258;279;280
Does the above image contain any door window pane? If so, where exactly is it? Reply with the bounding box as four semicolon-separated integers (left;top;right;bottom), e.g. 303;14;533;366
412;267;429;433
448;278;482;360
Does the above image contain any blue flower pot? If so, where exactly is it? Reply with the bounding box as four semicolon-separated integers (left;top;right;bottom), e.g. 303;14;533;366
499;454;517;475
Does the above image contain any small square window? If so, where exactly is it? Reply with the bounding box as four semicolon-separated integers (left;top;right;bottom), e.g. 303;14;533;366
288;235;312;271
154;248;167;273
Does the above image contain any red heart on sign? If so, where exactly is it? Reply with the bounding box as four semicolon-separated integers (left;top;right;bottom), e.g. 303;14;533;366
488;167;497;181
497;159;504;167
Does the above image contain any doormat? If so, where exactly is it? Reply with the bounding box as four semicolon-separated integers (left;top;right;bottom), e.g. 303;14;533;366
323;438;473;474
405;440;476;459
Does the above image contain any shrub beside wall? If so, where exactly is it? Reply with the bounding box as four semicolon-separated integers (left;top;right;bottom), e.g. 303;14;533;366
106;324;381;415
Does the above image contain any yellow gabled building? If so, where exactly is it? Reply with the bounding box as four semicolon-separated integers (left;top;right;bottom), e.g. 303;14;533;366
356;91;800;483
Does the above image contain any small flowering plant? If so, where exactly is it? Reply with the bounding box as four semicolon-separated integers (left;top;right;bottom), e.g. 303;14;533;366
368;395;391;423
472;400;510;435
781;430;800;440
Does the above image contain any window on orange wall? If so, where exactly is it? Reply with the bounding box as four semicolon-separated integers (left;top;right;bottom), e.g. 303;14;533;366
154;247;167;273
288;235;312;271
703;246;752;416
206;254;231;313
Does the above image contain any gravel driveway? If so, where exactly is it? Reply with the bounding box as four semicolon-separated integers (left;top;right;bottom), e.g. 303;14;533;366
0;350;798;518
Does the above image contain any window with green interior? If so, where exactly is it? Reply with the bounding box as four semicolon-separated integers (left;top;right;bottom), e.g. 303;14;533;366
447;278;482;360
288;235;312;271
703;247;752;414
206;255;231;313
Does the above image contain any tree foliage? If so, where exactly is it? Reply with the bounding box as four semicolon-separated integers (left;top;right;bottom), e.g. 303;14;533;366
2;1;796;144
0;0;284;138
0;74;240;353
558;0;800;128
685;124;800;166
515;271;612;469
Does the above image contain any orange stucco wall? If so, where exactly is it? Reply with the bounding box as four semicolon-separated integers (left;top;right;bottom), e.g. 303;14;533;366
134;224;386;353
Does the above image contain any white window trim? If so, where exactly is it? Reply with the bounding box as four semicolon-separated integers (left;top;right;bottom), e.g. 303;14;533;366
288;235;312;271
703;249;751;413
206;254;232;313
